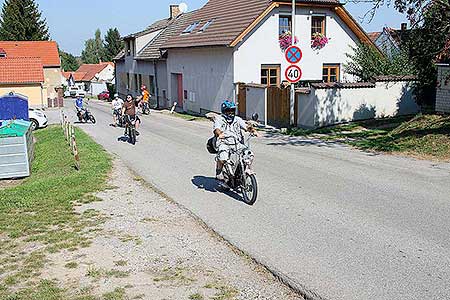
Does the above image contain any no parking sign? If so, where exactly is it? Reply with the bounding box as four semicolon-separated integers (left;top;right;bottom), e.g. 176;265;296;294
285;46;303;64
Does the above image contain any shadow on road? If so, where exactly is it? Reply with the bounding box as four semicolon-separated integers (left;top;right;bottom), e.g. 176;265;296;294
191;176;244;203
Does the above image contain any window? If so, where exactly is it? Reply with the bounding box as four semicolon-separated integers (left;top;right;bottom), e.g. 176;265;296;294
322;64;340;83
138;74;142;90
199;20;214;32
311;16;326;39
279;15;292;35
126;41;131;56
134;74;138;91
149;75;155;94
126;73;130;90
182;22;200;34
261;65;280;86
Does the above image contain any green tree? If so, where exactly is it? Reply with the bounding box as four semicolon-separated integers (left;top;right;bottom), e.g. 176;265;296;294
0;0;49;40
81;39;99;64
104;28;124;61
344;43;416;82
59;49;79;71
405;2;450;105
81;29;107;64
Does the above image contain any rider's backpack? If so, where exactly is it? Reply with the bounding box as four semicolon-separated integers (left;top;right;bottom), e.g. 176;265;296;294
206;136;218;154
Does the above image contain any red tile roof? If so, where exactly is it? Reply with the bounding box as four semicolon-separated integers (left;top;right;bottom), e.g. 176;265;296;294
0;57;44;84
62;71;88;82
368;32;381;42
76;62;113;81
0;41;60;67
164;0;341;49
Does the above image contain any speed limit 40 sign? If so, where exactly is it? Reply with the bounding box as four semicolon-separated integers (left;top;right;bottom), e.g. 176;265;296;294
285;65;302;84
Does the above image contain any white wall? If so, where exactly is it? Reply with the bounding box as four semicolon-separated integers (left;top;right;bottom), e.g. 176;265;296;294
136;30;162;54
436;64;450;113
234;7;360;84
245;86;266;124
297;81;419;128
166;47;235;114
97;64;115;83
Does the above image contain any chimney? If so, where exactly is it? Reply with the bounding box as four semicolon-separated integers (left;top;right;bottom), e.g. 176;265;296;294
170;4;181;19
401;23;407;31
0;48;6;58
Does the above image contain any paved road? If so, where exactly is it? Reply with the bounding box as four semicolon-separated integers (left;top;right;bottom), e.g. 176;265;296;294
53;100;450;300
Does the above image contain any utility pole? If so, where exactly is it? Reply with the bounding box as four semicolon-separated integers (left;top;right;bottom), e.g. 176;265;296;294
290;0;296;127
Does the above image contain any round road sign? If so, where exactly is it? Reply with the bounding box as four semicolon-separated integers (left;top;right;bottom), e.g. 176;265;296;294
285;65;302;83
285;46;303;64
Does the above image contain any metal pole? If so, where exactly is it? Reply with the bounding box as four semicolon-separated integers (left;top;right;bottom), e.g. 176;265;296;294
290;0;296;127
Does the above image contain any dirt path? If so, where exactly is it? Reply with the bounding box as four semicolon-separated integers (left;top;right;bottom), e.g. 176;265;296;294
42;159;303;300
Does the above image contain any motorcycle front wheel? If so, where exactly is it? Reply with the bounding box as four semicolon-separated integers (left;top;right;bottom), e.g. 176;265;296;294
242;174;258;205
89;115;96;124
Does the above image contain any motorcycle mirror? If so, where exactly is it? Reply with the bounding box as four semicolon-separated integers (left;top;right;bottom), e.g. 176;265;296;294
251;113;259;122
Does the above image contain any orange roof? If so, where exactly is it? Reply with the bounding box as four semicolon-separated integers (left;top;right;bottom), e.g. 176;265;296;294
76;62;113;81
0;57;44;84
62;71;87;81
0;41;60;67
368;32;381;42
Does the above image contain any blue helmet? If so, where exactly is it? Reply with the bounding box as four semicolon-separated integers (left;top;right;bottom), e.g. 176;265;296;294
221;100;237;123
221;100;236;114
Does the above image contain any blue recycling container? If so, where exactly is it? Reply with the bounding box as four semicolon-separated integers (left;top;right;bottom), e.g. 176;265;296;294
0;92;29;121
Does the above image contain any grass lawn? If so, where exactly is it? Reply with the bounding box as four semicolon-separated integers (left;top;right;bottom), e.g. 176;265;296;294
0;126;111;299
288;114;450;161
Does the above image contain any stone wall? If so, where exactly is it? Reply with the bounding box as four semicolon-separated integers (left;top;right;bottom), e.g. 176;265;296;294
436;64;450;113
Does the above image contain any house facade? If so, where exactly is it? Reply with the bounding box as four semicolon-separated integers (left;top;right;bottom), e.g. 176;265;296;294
115;5;193;108
368;24;409;59
162;0;377;114
0;57;46;107
63;62;115;95
0;41;62;102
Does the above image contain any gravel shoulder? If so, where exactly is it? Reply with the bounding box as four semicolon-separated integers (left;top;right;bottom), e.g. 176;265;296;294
42;158;303;300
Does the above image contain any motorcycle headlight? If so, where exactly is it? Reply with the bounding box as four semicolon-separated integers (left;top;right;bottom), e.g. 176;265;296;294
242;150;254;164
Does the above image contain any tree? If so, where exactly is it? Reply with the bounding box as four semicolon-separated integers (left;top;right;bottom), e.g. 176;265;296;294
344;43;416;81
0;0;49;40
104;28;124;61
81;39;100;64
81;29;107;64
59;49;79;71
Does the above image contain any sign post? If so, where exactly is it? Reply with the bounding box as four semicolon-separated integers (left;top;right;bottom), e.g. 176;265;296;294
290;0;296;127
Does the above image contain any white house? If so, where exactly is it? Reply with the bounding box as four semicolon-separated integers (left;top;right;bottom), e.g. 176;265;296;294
114;5;195;108
162;0;378;115
64;62;115;95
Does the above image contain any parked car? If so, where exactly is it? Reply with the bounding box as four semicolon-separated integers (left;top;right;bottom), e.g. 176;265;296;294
97;91;110;100
28;108;48;130
65;87;86;98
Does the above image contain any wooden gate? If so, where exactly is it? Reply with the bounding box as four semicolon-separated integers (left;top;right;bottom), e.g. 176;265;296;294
237;83;246;118
267;86;297;127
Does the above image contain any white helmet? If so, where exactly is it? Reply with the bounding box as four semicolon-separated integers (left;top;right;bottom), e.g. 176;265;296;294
114;93;119;98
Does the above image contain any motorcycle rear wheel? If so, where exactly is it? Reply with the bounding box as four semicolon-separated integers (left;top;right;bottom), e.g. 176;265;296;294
242;174;258;205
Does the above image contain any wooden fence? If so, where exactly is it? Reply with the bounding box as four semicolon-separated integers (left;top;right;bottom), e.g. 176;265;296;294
60;110;80;170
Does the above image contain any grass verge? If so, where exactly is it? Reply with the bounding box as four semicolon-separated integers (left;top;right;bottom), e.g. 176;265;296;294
287;114;450;161
0;125;111;299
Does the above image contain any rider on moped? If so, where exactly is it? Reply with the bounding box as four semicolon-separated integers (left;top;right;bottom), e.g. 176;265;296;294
111;93;124;126
213;100;259;182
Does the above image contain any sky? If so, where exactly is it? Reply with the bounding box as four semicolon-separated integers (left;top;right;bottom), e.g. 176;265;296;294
0;0;408;56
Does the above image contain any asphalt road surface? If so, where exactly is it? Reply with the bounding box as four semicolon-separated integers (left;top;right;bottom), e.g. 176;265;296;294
53;100;450;300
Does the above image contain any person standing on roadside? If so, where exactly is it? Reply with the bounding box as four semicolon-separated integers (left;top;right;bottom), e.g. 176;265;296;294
111;93;124;126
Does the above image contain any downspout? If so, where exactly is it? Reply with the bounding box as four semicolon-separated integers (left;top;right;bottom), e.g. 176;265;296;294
154;60;160;109
40;83;44;108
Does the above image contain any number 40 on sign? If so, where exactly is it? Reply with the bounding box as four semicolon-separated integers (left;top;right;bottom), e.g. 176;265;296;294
285;65;302;84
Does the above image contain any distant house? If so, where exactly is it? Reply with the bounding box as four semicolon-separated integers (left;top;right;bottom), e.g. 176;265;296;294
63;62;114;95
368;24;409;59
114;4;192;108
0;41;62;101
0;56;45;107
161;0;379;114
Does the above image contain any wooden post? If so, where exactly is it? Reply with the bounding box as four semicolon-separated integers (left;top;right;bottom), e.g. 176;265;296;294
72;136;80;170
